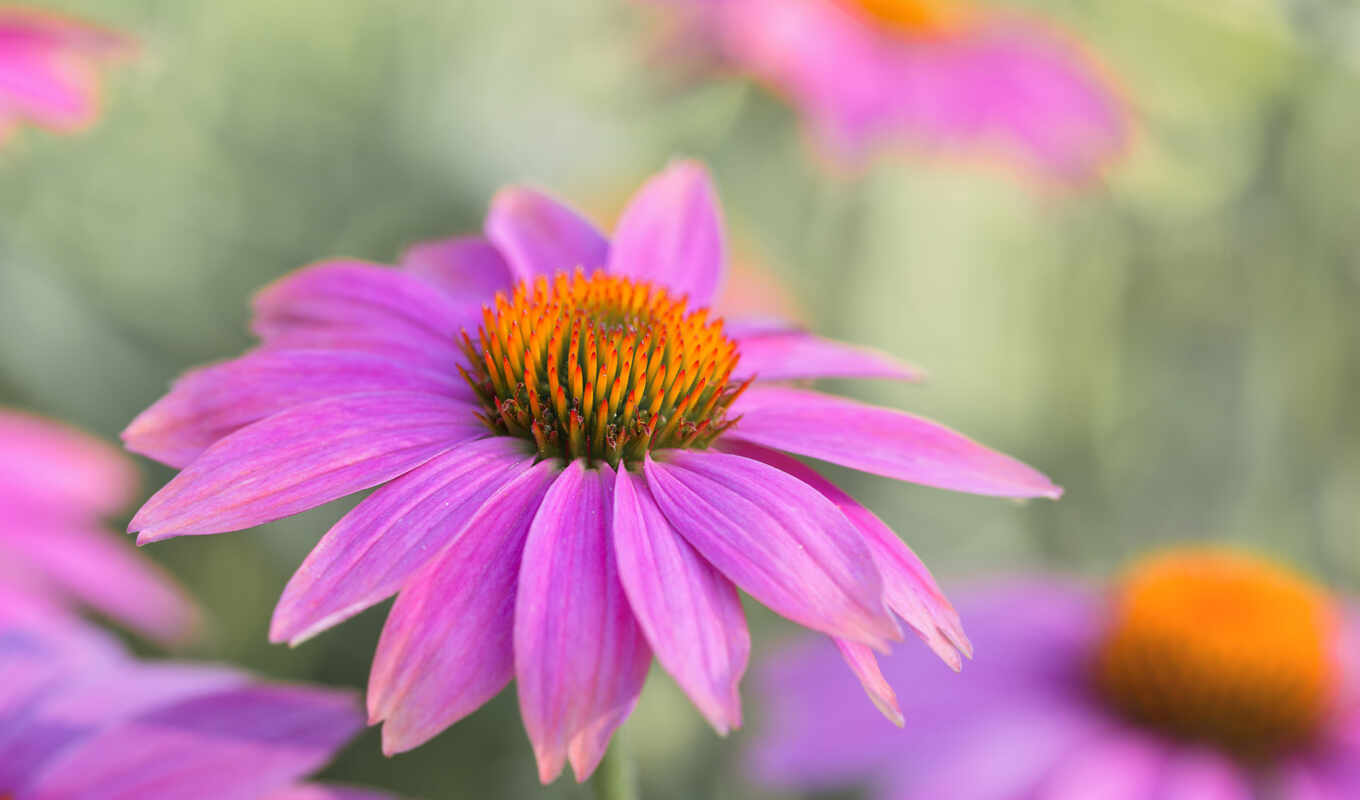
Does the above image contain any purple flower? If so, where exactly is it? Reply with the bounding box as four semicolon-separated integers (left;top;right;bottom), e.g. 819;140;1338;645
0;620;390;800
0;409;195;644
750;547;1360;799
124;160;1060;783
0;7;135;146
648;0;1128;180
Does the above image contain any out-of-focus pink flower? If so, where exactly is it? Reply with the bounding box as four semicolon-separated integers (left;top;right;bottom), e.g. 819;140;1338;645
0;409;196;644
0;620;391;800
649;0;1128;180
123;160;1060;783
0;6;135;145
750;547;1360;799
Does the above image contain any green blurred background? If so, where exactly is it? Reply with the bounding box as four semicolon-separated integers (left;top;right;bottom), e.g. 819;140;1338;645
2;0;1358;797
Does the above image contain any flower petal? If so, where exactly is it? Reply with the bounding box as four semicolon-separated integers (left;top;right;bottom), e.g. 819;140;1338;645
833;638;903;727
608;160;724;306
399;235;516;300
271;438;536;646
727;386;1062;498
1156;749;1253;800
515;462;652;783
0;409;136;514
250;261;479;370
732;332;923;383
484;187;609;281
1034;730;1167;800
123;349;469;469
368;458;561;753
612;467;748;734
644;450;898;649
130;392;482;543
262;785;395;800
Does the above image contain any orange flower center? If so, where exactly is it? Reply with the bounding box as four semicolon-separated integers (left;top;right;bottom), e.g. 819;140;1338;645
1093;548;1339;759
460;270;747;468
843;0;974;37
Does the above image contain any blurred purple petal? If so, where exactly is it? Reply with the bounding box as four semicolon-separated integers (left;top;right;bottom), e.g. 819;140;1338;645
644;450;898;649
485;187;609;281
263;785;396;800
399;234;516;300
368;459;560;753
272;438;536;646
0;410;135;514
123;349;469;469
1156;749;1254;800
608;160;724;305
1033;730;1167;800
728;385;1062;498
131;392;483;542
515;462;651;783
613;467;748;734
733;332;924;383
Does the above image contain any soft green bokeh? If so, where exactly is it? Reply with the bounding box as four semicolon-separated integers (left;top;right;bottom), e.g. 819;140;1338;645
2;0;1357;797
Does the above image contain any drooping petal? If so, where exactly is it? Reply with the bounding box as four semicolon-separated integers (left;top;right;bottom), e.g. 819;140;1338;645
727;386;1062;498
398;235;516;300
130;392;482;543
722;441;968;669
22;684;364;800
833;639;903;727
612;467;748;734
368;459;561;754
484;187;609;281
271;438;537;646
250;261;478;370
608;160;724;306
515;462;652;783
732;331;924;383
644;451;898;649
123;349;469;469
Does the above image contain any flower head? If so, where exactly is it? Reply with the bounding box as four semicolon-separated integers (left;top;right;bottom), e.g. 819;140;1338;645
0;7;135;145
0;409;195;644
750;546;1360;799
125;160;1060;783
0;620;389;800
648;0;1127;180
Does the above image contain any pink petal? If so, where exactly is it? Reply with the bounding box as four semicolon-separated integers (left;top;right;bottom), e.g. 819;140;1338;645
398;235;515;300
484;187;609;281
1157;749;1253;800
250;261;478;370
0;409;136;514
262;786;395;800
515;462;652;783
368;458;561;753
130;392;483;543
123;349;469;469
608;160;724;306
643;451;898;649
723;441;969;669
1034;730;1167;800
612;467;748;734
732;331;924;383
833;638;903;727
728;385;1062;498
271;438;537;646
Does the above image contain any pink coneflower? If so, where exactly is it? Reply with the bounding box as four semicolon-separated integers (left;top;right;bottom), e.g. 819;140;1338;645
0;620;389;800
750;547;1360;799
0;409;195;644
648;0;1128;180
124;160;1060;783
0;6;135;145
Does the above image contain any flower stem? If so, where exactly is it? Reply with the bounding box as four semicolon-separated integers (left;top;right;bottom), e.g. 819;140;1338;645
590;737;639;800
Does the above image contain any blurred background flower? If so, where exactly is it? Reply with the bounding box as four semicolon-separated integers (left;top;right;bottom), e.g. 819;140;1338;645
0;0;1356;797
748;547;1360;798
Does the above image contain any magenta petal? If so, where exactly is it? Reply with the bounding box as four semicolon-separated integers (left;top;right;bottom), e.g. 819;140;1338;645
130;392;483;543
399;235;516;300
515;462;652;783
24;684;364;800
124;349;469;469
1156;749;1252;800
833;639;903;727
612;467;749;734
607;160;724;306
644;451;898;649
1034;730;1167;800
250;261;478;369
368;459;560;754
728;386;1062;498
732;332;924;383
0;410;135;514
484;187;609;281
271;438;536;645
262;785;395;800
